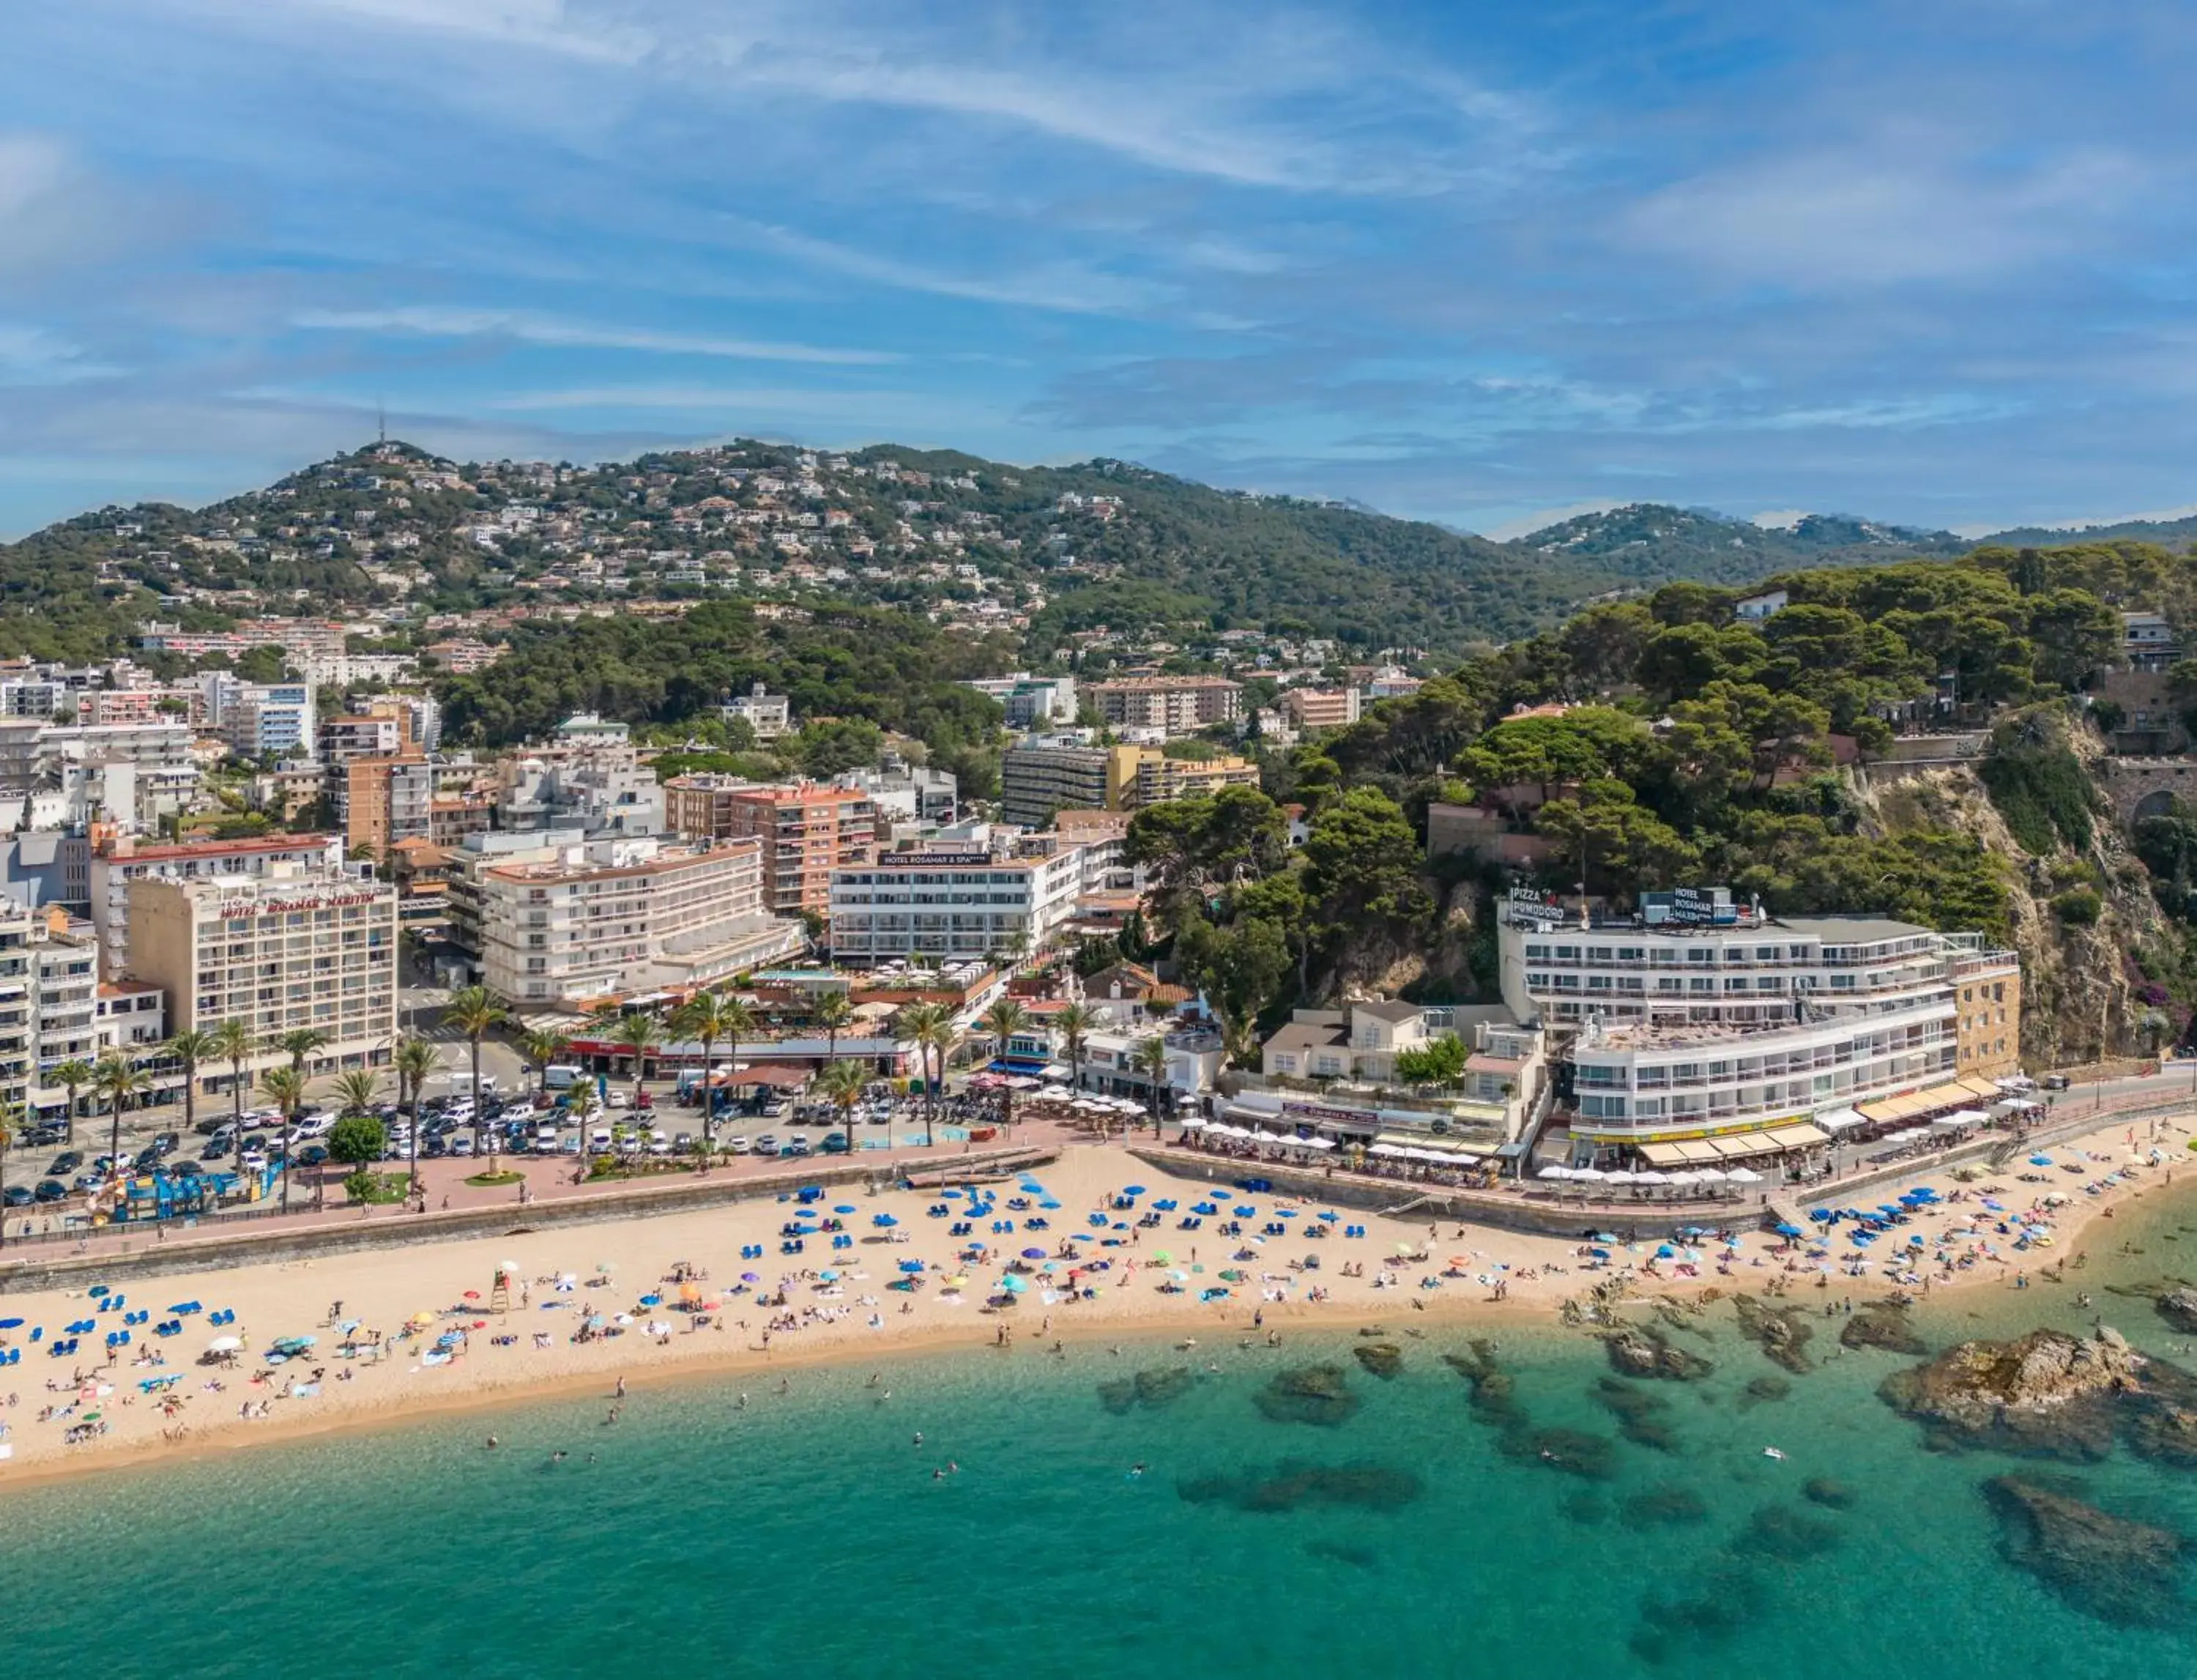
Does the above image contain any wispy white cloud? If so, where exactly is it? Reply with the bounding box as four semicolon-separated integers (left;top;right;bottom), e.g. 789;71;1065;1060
724;220;1173;316
1624;124;2146;287
290;304;899;364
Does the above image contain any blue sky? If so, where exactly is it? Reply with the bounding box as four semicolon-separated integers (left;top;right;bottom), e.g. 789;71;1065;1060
4;1;2195;539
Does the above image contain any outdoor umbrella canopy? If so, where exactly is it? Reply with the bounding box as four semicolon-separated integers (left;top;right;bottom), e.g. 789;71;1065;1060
1021;1247;1047;1259
998;1275;1027;1293
206;1335;242;1352
899;1260;926;1273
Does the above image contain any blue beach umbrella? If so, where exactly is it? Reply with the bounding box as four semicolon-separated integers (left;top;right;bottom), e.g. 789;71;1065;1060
899;1260;926;1273
1120;1185;1147;1196
1021;1247;1047;1259
1774;1223;1804;1237
834;1205;857;1214
2029;1155;2053;1167
0;1317;21;1330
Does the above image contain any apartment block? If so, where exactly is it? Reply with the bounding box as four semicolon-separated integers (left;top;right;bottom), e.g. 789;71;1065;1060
336;754;433;857
998;738;1146;828
473;835;800;1008
1279;687;1361;730
1085;676;1242;734
1130;754;1260;806
664;779;877;914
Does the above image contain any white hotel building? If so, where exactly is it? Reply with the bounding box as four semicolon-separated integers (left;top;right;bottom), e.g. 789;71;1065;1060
1498;899;2020;1157
828;832;1114;963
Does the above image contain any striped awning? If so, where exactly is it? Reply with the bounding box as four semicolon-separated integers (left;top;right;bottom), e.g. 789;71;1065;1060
1764;1123;1829;1151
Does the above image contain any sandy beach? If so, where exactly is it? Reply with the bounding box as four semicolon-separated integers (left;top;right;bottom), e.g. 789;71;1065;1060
1;1115;2184;1484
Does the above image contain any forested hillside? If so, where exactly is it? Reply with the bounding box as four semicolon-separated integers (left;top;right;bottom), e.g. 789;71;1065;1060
1123;542;2197;1066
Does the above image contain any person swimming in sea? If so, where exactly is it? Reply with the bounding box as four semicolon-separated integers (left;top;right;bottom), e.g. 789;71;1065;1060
1129;1462;1146;1479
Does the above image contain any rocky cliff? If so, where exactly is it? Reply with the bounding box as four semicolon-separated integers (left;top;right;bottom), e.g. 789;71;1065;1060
1862;724;2178;1066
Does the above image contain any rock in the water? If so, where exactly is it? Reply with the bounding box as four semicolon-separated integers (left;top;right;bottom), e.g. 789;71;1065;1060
1739;1375;1791;1407
1733;1296;1815;1375
1879;1327;2145;1461
1802;1478;1856;1511
1603;1326;1714;1381
1621;1485;1709;1527
1099;1365;1195;1413
1353;1342;1404;1380
2129;1403;2197;1468
1985;1476;2187;1627
1561;1492;1610;1525
1594;1378;1680;1452
2159;1287;2197;1335
1501;1426;1617;1480
1254;1363;1360;1427
1738;1502;1842;1562
1840;1303;1928;1357
1134;1366;1194;1407
1179;1460;1422;1514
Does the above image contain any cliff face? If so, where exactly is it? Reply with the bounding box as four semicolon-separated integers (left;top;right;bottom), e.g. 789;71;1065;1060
1862;745;2174;1066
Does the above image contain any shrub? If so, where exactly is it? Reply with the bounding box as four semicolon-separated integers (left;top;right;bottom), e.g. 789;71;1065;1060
2053;887;2103;926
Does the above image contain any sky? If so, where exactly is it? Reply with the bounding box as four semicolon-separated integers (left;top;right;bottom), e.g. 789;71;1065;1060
4;1;2197;539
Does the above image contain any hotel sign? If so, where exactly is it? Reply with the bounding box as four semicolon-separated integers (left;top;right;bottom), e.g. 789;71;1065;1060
220;891;381;918
1666;886;1719;926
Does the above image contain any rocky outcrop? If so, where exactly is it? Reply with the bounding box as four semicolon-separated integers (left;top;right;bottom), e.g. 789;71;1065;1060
1985;1476;2187;1627
1253;1363;1359;1427
1878;1326;2145;1460
1353;1342;1404;1380
1840;1302;1928;1356
1097;1365;1195;1413
1603;1325;1714;1381
1733;1295;1815;1374
2158;1287;2197;1335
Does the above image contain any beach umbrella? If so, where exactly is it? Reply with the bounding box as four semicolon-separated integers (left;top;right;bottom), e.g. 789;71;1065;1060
818;1271;839;1284
462;1290;481;1301
1654;1244;1676;1258
998;1274;1027;1293
1150;1250;1172;1263
207;1335;242;1353
943;1274;969;1288
1275;1209;1298;1219
1774;1223;1803;1238
2029;1155;2053;1167
834;1205;857;1214
0;1317;21;1330
1021;1247;1047;1259
1121;1185;1147;1196
899;1260;926;1273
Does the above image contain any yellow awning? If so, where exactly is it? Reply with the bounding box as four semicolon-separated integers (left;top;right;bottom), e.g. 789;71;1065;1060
1766;1123;1829;1150
1959;1074;2003;1101
1638;1141;1688;1166
1673;1140;1724;1163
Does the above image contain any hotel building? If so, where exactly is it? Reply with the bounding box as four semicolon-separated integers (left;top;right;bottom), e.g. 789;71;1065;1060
828;833;1115;962
1498;894;2021;1158
124;866;398;1077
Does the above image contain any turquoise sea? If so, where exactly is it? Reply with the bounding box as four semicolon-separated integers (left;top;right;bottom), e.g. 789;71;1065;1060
12;1194;2197;1678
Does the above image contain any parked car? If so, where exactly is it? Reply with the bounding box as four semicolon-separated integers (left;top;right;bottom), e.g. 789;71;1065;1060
169;1159;203;1177
447;1135;475;1157
753;1134;781;1157
819;1131;850;1154
34;1178;68;1202
724;1135;752;1156
2;1183;34;1206
2041;1074;2072;1090
297;1144;330;1166
201;1137;231;1161
150;1131;180;1155
46;1151;81;1175
25;1123;66;1148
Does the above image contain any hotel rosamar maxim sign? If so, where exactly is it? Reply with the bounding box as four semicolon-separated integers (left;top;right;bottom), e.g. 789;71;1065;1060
219;891;381;918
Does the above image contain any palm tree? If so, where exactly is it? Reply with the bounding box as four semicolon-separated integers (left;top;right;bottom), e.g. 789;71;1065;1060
670;991;754;1162
50;1057;93;1146
443;985;507;1166
162;1027;217;1144
814;989;855;1072
611;1011;663;1110
897;1003;956;1148
332;1068;380;1118
0;1099;15;1250
817;1060;866;1152
207;1020;252;1142
393;1035;439;1197
275;1027;330;1077
1054;1001;1095;1093
259;1066;306;1210
521;1029;570;1101
92;1055;145;1190
979;997;1027;1138
1134;1036;1170;1136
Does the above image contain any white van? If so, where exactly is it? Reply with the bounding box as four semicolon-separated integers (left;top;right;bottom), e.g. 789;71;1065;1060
588;1127;613;1151
544;1065;584;1092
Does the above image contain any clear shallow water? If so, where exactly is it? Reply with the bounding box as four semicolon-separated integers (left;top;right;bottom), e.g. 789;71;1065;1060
12;1191;2197;1678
